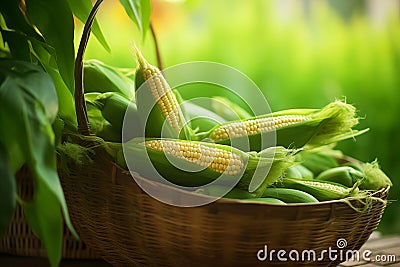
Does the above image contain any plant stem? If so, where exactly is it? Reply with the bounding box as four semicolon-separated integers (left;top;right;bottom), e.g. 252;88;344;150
150;22;163;70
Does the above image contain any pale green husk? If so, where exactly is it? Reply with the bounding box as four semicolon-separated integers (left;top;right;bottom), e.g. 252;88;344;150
57;133;122;166
243;146;298;196
305;100;368;147
57;142;94;166
360;160;393;190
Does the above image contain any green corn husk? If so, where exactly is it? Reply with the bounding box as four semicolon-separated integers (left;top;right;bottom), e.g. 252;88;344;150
276;178;361;201
285;165;303;179
195;186;256;199
85;93;110;135
201;100;368;151
359;160;392;190
120;138;296;197
209;96;252;121
240;198;287;204
294;164;314;179
93;92;136;128
294;146;340;176
181;101;226;133
83;59;134;99
133;46;193;140
86;92;140;142
316;166;364;187
262;188;319;203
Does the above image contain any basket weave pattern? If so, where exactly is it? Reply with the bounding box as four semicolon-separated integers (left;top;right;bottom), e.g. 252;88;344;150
60;148;389;266
0;166;99;259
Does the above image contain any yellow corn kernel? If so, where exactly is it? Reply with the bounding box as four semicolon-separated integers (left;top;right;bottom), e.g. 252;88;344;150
135;49;183;133
210;115;309;141
143;140;244;175
300;180;348;194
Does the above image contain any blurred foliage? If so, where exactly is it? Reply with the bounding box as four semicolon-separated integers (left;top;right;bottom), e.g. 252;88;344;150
78;0;400;234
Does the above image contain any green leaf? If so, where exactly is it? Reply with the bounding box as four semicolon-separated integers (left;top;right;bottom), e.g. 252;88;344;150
68;0;111;53
52;116;65;147
23;183;63;267
0;29;77;128
0;60;58;120
0;0;44;41
0;59;77;266
31;38;78;128
0;30;31;61
25;0;75;91
119;0;151;39
0;142;16;235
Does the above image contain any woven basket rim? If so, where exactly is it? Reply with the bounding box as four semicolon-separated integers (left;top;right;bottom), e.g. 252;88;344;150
216;186;390;206
126;166;390;208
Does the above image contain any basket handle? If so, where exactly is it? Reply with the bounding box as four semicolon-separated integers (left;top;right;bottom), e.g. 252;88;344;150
74;0;104;136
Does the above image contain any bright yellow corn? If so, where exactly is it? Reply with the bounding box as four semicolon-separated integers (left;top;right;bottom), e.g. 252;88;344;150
280;178;360;201
299;180;349;194
203;100;368;152
143;139;244;175
209;115;310;141
122;138;296;194
135;49;183;133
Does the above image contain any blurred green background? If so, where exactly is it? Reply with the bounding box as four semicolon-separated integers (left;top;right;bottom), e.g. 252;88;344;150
76;0;399;234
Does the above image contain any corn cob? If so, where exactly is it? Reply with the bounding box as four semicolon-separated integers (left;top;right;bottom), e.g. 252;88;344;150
242;198;287;204
195;186;256;199
278;178;360;201
316;166;364;187
293;164;314;179
341;162;364;173
201;100;368;151
285;165;303;179
121;138;296;196
122;138;245;187
83;59;134;99
91;92;140;142
144;139;244;176
285;164;315;179
97;124;123;143
295;148;340;176
262;188;319;203
196;187;289;204
134;47;192;139
209;114;309;141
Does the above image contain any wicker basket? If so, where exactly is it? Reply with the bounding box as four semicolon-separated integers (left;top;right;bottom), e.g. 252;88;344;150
59;148;389;267
58;1;391;266
0;166;99;259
